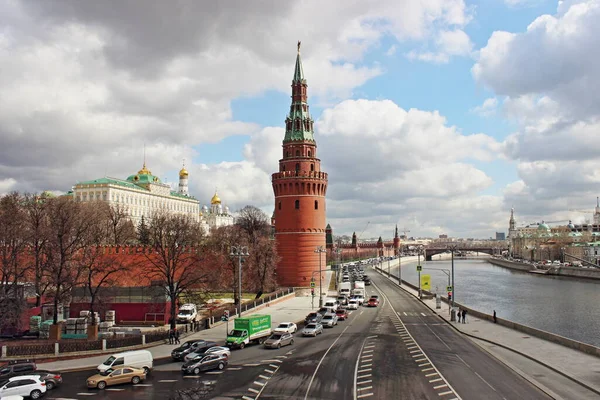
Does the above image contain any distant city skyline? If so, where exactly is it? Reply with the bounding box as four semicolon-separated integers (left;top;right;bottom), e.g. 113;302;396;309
1;1;598;238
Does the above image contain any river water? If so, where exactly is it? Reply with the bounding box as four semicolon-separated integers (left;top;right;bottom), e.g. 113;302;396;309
391;257;600;347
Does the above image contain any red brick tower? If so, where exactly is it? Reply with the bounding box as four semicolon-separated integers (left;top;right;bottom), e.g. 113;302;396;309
272;42;328;287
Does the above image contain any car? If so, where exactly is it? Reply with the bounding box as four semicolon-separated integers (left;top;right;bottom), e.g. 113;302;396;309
354;295;365;305
181;353;227;375
87;366;147;390
302;323;324;336
171;339;212;361
204;346;231;359
364;280;371;286
317;307;334;316
321;313;338;328
304;312;319;324
0;360;37;380
23;371;62;390
176;303;198;323
263;332;294;349
0;375;46;399
182;341;220;362
367;297;379;307
273;322;297;334
335;308;349;321
347;300;359;310
336;296;348;306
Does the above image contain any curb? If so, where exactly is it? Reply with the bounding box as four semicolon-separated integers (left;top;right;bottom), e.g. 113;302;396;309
373;267;600;397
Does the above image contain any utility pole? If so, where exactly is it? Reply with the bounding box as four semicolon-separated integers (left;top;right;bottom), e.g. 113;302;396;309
314;246;327;307
230;246;250;318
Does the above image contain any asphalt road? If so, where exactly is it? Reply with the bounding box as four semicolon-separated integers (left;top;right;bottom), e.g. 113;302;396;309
369;266;551;400
45;266;552;400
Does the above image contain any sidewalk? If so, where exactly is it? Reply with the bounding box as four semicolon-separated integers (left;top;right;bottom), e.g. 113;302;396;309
373;266;600;397
37;292;321;372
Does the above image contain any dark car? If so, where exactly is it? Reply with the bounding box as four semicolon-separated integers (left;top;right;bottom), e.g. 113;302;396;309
335;308;349;321
25;370;62;390
181;353;227;375
0;360;37;380
171;340;218;361
305;312;319;324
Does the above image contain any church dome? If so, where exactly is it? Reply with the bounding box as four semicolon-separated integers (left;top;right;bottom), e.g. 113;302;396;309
138;163;152;175
211;192;221;205
179;167;188;178
202;205;209;212
537;222;550;231
567;220;575;229
224;205;230;214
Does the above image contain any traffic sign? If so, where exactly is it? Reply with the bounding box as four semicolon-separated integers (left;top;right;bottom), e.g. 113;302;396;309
310;281;315;288
416;265;422;272
446;286;453;292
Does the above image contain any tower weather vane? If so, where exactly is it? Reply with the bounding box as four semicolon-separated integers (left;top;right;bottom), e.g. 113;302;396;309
297;40;301;53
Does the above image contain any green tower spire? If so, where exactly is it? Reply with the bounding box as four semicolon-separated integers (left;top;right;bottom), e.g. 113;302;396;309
284;41;315;143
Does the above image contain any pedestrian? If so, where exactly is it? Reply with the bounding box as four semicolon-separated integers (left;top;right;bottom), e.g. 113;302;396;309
493;310;497;323
457;308;461;323
168;329;173;344
463;309;468;324
175;329;181;344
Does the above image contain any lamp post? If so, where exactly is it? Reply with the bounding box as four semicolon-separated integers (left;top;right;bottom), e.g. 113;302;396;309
335;248;342;289
448;244;458;321
398;244;402;285
387;246;391;277
230;246;250;318
417;245;423;298
423;267;451;315
315;246;327;307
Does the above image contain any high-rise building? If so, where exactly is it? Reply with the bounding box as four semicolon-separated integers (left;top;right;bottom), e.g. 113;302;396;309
271;42;328;287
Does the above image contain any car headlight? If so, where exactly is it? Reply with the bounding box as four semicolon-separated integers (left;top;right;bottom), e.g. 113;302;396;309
88;380;95;384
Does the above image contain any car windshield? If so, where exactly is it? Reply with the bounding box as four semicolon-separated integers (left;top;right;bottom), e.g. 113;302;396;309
103;356;115;366
230;330;245;337
179;310;192;315
306;324;316;329
323;316;332;320
277;324;288;328
269;334;282;340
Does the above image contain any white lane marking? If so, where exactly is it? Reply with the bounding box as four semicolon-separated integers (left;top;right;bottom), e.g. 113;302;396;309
357;394;374;398
244;363;260;366
364;345;375;349
438;391;454;396
357;386;373;391
474;372;497;392
158;379;178;382
362;349;374;354
360;311;364;315
254;381;266;386
361;363;373;367
77;394;98;397
275;355;287;358
407;345;419;349
422;367;434;372
269;364;279;369
455;354;470;368
243;396;256;399
133;384;152;386
403;312;407;316
410;350;421;353
421;312;427;316
306;325;350;400
426;373;439;377
415;358;427;362
259;375;270;380
361;355;373;359
248;388;259;394
434;384;449;389
412;354;423;358
358;368;371;373
265;369;276;373
418;363;431;367
205;371;223;375
358;374;372;378
430;378;443;383
105;388;125;391
357;380;372;385
261;359;281;363
228;367;242;370
367;335;378;339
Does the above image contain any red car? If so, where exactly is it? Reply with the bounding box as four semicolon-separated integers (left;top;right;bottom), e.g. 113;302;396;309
335;309;349;320
367;297;379;307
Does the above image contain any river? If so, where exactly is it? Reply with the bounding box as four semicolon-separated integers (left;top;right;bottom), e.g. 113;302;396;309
390;257;600;348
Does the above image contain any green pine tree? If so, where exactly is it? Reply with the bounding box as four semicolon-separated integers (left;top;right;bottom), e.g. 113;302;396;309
138;215;151;245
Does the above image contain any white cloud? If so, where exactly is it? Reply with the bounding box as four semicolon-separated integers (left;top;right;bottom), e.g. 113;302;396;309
407;29;473;63
471;97;499;117
385;45;397;56
0;178;17;196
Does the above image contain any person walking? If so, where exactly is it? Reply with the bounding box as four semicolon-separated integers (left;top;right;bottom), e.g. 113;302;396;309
168;329;174;344
457;308;461;323
174;329;181;344
493;310;497;323
463;309;468;324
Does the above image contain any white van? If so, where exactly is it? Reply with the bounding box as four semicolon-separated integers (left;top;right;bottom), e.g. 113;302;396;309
177;303;198;323
97;350;153;373
323;298;338;311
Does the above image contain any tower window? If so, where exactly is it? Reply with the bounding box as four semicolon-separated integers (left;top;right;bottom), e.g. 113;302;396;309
286;151;289;158
295;200;300;209
295;163;300;173
282;165;286;172
310;164;314;172
278;202;281;210
315;200;318;210
308;150;312;157
296;150;300;157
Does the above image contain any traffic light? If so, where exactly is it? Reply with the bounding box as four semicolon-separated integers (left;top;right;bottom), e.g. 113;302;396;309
448;292;452;302
311;288;315;296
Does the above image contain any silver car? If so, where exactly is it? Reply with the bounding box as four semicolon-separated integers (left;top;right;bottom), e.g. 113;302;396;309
263;332;294;349
321;313;338;328
302;322;324;336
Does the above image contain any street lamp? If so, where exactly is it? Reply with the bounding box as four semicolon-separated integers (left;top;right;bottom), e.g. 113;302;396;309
417;245;424;298
230;245;250;318
448;244;458;321
314;246;327;307
387;246;391;277
398;244;402;285
335;248;342;289
423;267;451;315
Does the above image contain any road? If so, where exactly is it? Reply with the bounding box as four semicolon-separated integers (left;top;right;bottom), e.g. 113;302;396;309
46;265;551;399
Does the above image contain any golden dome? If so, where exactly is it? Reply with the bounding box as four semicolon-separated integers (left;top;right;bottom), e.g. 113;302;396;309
138;163;152;175
211;192;221;205
179;167;188;178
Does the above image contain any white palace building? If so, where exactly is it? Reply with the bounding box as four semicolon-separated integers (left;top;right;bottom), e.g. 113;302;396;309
71;162;234;233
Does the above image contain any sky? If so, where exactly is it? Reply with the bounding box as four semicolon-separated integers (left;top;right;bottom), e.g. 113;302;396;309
1;0;599;240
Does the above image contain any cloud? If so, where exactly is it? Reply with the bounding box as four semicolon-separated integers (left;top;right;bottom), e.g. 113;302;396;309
407;29;473;63
471;98;499;117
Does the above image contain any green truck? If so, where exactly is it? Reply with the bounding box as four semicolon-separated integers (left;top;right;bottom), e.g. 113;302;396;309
226;314;272;349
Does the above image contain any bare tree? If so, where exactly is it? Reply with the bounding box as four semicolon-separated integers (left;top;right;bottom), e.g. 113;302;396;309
236;206;271;239
247;235;279;295
101;203;137;245
44;197;95;324
0;193;28;332
144;211;208;329
23;193;51;307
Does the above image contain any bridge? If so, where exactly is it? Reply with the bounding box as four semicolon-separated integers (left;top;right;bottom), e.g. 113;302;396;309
424;245;507;261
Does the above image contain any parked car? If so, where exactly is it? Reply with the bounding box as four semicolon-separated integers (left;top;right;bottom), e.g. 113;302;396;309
24;371;62;390
302;323;324;337
317;307;334;316
171;339;213;361
97;350;153;374
181;353;227;375
347;300;359;310
263;332;294;349
204;346;231;359
183;341;220;362
304;312;320;324
87;366;147;389
367;297;379;307
321;313;338;328
335;308;349;321
273;322;297;334
0;375;46;399
176;303;198;323
0;360;37;380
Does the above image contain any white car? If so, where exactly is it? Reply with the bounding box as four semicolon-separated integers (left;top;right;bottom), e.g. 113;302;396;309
0;376;46;399
354;295;365;305
274;322;297;334
347;300;359;310
204;346;231;358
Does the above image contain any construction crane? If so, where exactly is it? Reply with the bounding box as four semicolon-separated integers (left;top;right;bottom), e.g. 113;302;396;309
357;221;369;241
400;227;411;239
